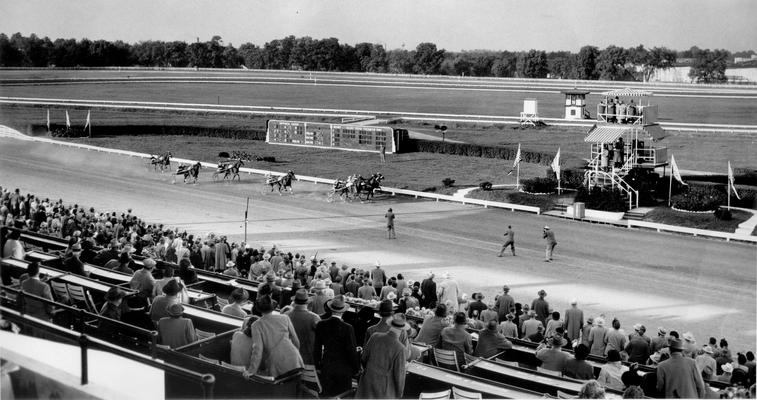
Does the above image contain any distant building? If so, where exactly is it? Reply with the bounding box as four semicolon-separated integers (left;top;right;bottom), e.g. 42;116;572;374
734;54;757;64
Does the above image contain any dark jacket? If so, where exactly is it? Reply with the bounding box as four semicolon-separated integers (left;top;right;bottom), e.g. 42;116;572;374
314;316;359;396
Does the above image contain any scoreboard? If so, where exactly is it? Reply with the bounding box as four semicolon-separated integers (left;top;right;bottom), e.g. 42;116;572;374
266;120;405;153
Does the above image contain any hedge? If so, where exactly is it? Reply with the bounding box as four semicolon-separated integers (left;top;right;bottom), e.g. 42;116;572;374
407;139;553;166
575;186;628;212
36;124;266;140
671;185;726;212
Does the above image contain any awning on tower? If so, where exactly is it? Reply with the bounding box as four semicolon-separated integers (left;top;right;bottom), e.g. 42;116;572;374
584;125;630;143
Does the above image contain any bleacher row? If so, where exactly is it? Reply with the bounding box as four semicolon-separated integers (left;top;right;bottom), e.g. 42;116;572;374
1;226;746;399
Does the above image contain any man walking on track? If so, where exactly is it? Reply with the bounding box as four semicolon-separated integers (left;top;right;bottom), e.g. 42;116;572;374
498;225;515;257
543;226;557;262
385;208;396;239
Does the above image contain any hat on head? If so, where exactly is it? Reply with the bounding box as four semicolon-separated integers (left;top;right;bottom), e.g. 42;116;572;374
703;345;714;355
378;300;394;317
326;295;350;313
487;320;499;331
669;338;684;351
402;288;411;296
595;317;605;327
229;288;249;303
263;253;271;260
570;298;578;305
294;289;311;305
266;274;275;282
331;261;336;265
544;226;550;230
473;293;484;301
633;323;642;332
284;271;293;279
506;313;515;320
105;287;126;302
167;303;184;317
163;279;181;296
658;327;667;335
375;261;381;267
502;285;510;292
722;363;734;373
538;289;546;297
552;335;564;347
119;252;131;263
390;313;407;329
226;261;236;268
683;332;695;342
387;292;397;301
586;316;594;324
255;295;276;313
143;258;157;269
313;280;327;290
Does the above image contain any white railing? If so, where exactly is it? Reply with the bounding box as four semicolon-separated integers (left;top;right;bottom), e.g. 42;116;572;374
585;169;639;210
628;220;757;243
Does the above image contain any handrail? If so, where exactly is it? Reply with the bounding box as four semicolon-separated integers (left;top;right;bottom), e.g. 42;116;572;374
0;305;215;398
585;169;639;210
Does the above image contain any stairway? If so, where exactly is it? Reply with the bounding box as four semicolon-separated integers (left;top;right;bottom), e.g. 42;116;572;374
623;209;646;221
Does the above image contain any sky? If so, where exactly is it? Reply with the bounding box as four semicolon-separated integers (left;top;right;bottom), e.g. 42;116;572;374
1;0;755;52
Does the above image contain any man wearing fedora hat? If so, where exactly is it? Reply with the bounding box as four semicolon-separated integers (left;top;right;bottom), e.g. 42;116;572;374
531;289;550;325
467;293;487;319
494;285;515;323
308;279;330;315
498;313;518;338
157;303;197;349
364;300;400;346
63;242;88;277
542;226;557;262
285;289;321;365
476;320;513;358
536;335;570;373
357;313;407;399
656;338;705;398
314;295;359;397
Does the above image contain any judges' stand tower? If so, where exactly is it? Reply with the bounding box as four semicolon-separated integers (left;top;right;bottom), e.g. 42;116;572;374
584;88;669;210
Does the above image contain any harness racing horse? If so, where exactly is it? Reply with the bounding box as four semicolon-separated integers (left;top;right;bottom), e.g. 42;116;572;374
173;162;202;184
355;173;384;201
327;179;353;202
213;159;244;181
263;170;296;195
149;151;172;172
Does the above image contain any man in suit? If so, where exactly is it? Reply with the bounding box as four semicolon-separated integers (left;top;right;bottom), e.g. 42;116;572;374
420;272;437;308
564;298;584;344
21;262;54;321
157;303;197;349
543;226;557;262
494;285;515;322
656;338;705;398
286;289;321;365
313;295;359;397
63;243;88;276
356;314;407;399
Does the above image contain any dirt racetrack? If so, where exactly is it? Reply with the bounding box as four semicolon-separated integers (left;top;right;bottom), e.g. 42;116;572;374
1;136;755;351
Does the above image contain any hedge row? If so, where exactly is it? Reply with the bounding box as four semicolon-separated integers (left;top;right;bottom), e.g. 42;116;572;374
406;139;555;166
575;186;628;212
36;124;266;140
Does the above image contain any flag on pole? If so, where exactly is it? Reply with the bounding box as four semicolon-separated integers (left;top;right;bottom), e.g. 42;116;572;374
551;147;561;176
670;154;687;185
728;161;741;200
46;109;50;131
65;110;71;128
84;111;91;130
512;143;522;168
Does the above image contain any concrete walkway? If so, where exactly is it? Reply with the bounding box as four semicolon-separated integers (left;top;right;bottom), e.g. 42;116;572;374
732;206;757;235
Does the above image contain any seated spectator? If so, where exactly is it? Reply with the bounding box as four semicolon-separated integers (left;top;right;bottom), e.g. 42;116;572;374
158;303;197;349
498;313;518;338
150;279;183;325
562;343;595;380
63;242;88;276
719;363;734;384
527;325;545;343
2;229;25;259
222;288;250;318
223;261;240;277
178;259;198;285
732;353;750;387
358;279;375;300
110;252;135;275
20;262;54;321
577;380;606;399
440;312;473;366
416;304;448;347
230;317;255;367
597;349;628;391
99;287;128;337
536;335;570;372
130;258;156;302
242;295;304;378
475;320;512;358
621;364;645;398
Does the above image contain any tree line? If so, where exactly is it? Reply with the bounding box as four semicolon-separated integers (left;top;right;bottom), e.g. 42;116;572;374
0;33;739;83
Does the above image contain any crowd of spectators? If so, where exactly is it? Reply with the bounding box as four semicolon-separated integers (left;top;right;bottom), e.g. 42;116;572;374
2;185;756;398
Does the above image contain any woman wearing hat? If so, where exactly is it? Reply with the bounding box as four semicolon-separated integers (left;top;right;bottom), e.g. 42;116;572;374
587;317;608;357
157;303;197;349
243;295;304;379
149;279;183;325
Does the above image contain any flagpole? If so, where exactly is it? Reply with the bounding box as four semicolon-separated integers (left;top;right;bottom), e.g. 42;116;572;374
668;166;673;207
516;163;520;190
89;111;92;138
727;162;731;210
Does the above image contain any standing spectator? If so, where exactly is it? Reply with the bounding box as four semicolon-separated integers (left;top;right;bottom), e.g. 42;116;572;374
158;304;197;349
544;311;563;339
437;272;460;313
415;304;448;347
370;262;386;296
650;327;668;354
222;288;249;318
357;279;375;300
314;295;359;397
522;310;543;339
384;208;396;239
345;274;359;297
536;335;570;373
476;320;513;358
656;338;706;398
243;295;304;378
696;345;717;381
285;289;320;365
20;262;54;321
564;298;584;344
497;225;515;257
364;300;396;345
597;349;628;391
625;325;651;364
178;259;198;285
467;293;487;319
420;272;437;308
682;332;698;359
189;243;204;269
543;226;557;262
2;229;24;259
494;285;515;322
562;344;594;380
498;313;518;338
587;317;608;357
580;317;594;348
440;312;474;366
330;275;345;296
380;144;386;164
215;237;230;272
201;240;213;270
531;290;550;325
604;318;628;356
397;288;419;313
356;314;407;399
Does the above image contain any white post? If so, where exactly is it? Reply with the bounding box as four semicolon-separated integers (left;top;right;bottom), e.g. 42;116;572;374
516;164;520;190
668;168;673;207
727;175;731;210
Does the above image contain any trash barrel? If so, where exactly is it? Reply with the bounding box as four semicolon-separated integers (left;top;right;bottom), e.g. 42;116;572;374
573;202;585;219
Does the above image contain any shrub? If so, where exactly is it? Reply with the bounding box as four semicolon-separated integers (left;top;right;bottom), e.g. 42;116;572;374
575;186;628;212
479;181;493;191
559;168;586;190
671;185;725;211
522;177;557;193
506;192;558;211
441;178;456;188
714;208;732;220
409;139;554;166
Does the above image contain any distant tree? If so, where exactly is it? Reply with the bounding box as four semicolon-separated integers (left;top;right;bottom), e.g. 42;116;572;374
689;48;729;83
238;43;264;69
312;37;342;70
491;51;518;77
222;44;241;68
0;33;23;66
450;53;473;76
517;50;548;78
187;41;211;67
413;42;445;74
387;49;414;73
367;44;388;72
596;45;629;80
339;43;361;71
471;53;496;76
289;36;314;70
165;41;188;67
641;47;677;81
576;45;600;80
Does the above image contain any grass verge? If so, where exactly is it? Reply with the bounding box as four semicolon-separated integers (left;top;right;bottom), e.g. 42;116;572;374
643;208;751;233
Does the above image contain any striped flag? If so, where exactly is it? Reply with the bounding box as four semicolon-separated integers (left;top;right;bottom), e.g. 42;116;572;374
728;161;741;200
670;154;687;185
46;109;50;131
84;111;91;130
551;147;561;176
513;143;522;168
65;110;71;128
